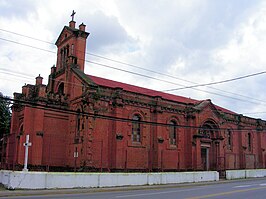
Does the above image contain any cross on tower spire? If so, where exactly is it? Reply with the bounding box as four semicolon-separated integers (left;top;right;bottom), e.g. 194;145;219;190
71;10;76;21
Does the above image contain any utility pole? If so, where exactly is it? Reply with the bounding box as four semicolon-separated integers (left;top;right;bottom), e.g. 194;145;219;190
23;134;32;172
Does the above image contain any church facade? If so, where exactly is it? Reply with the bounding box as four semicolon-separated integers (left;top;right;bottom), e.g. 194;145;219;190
4;18;266;172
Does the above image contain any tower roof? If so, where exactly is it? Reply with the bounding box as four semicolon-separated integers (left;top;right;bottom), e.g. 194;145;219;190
55;25;89;46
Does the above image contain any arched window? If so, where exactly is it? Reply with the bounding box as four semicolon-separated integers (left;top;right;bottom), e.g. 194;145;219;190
66;45;69;57
200;121;219;139
19;124;24;135
248;132;252;151
63;47;66;59
132;114;141;142
58;82;64;95
71;44;74;55
62;47;67;67
76;109;81;136
169;120;177;145
60;49;63;68
225;129;232;150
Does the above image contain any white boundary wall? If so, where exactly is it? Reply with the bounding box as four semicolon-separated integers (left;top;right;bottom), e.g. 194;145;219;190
226;169;266;180
0;170;219;190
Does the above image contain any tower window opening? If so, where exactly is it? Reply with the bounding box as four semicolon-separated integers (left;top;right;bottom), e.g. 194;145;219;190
66;45;69;57
248;132;252;151
60;49;63;68
76;109;81;136
71;44;74;55
58;82;64;95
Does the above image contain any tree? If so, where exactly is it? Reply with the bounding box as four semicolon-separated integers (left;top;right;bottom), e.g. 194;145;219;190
0;92;11;137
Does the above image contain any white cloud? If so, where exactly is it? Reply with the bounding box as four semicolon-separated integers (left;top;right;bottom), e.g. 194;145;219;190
207;1;266;118
0;0;266;119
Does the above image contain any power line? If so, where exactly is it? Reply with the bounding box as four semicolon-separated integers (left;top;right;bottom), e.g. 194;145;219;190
0;28;265;103
85;55;266;104
242;111;266;115
83;54;266;104
1;35;266;105
0;37;55;54
164;71;266;92
0;68;35;78
0;28;54;45
1;28;265;103
202;86;266;104
0;63;264;107
0;36;264;106
0;70;34;80
1;96;265;132
0;70;84;90
86;60;183;87
85;61;266;105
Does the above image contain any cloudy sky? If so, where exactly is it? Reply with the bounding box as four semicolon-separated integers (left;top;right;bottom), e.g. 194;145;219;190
1;0;266;120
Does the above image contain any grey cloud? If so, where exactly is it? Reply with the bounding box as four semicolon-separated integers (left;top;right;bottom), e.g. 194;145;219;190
118;0;261;77
181;0;260;50
0;0;37;18
85;11;135;53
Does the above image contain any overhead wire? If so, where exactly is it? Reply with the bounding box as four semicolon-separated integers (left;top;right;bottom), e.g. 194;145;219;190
0;58;264;106
2;27;265;104
242;111;266;115
0;68;36;78
0;28;54;45
0;65;264;109
1;29;266;106
0;70;34;80
164;71;266;92
1;96;265;132
0;37;55;54
82;53;266;104
86;52;266;102
0;70;266;118
86;61;266;105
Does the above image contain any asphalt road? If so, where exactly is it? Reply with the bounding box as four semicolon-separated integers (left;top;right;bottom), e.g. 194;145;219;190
2;178;266;199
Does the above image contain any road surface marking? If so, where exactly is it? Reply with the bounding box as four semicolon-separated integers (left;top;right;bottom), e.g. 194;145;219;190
186;186;266;199
234;185;252;188
115;187;204;198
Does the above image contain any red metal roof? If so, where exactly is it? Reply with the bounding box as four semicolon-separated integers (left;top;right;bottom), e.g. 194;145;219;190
215;105;235;114
87;74;235;114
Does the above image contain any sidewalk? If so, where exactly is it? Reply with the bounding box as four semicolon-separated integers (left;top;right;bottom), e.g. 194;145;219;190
2;177;266;198
0;179;231;198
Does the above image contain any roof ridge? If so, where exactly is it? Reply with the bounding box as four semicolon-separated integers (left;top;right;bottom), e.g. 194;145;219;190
87;74;199;104
84;73;235;114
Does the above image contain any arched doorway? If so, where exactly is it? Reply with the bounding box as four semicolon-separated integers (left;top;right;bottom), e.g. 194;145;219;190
199;120;220;171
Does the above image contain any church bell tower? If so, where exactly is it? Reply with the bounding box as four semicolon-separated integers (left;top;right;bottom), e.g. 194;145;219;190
47;11;90;95
55;10;90;72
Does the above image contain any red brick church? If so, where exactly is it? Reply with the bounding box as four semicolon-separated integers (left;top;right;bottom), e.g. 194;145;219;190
4;16;266;172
